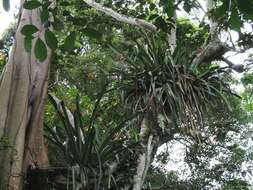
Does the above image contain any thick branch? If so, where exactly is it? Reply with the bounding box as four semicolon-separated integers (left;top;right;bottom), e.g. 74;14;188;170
191;0;245;73
83;0;157;32
192;39;229;66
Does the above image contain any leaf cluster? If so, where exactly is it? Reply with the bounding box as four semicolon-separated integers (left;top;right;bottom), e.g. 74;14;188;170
112;33;234;132
45;90;135;189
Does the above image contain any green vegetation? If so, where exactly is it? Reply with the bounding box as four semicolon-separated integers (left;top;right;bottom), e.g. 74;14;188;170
0;0;253;189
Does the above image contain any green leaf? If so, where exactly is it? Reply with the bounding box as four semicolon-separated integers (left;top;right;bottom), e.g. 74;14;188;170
3;0;10;11
72;17;87;26
213;0;228;19
63;32;76;51
21;24;39;36
60;1;70;6
237;0;253;19
24;36;33;52
167;0;175;17
42;1;52;9
183;1;193;13
154;16;168;32
148;14;159;21
159;0;175;17
150;3;156;11
40;8;49;24
52;18;64;31
45;29;58;50
34;38;47;62
249;152;253;160
230;9;241;32
23;0;41;10
83;28;102;39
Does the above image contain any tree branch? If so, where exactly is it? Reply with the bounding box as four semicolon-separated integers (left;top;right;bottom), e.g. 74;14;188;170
192;39;229;67
83;0;157;32
220;56;245;73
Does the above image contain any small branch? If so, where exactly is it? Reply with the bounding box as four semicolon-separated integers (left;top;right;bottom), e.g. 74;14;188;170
83;0;157;32
220;56;245;73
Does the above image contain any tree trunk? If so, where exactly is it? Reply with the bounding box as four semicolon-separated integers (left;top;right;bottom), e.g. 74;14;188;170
132;9;178;190
0;4;50;190
168;11;177;53
207;0;218;38
133;114;158;190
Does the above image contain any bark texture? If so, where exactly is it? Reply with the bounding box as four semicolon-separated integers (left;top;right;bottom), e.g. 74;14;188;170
133;116;154;190
207;0;218;38
132;112;167;190
0;4;50;190
168;11;177;53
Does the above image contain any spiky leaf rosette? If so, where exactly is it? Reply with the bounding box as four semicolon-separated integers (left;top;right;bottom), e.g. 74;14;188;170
45;92;135;189
112;33;235;135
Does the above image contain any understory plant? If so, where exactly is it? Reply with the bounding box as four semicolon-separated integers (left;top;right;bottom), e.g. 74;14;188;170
45;89;134;190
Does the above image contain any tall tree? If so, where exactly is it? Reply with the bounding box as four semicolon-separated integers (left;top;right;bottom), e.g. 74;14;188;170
0;1;51;189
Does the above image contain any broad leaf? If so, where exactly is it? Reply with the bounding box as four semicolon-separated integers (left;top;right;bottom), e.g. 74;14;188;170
154;16;168;32
24;36;33;53
45;29;58;50
83;28;102;39
213;0;229;19
60;1;70;6
72;17;87;26
230;9;241;32
63;32;76;51
159;0;175;17
52;19;64;31
23;0;41;9
34;38;47;62
167;0;175;17
40;8;49;24
21;24;39;36
237;0;253;20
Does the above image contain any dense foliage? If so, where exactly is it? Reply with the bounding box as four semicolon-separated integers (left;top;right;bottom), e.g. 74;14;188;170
0;0;253;189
